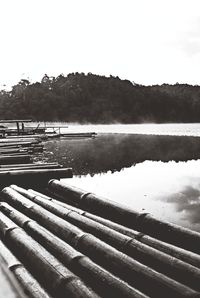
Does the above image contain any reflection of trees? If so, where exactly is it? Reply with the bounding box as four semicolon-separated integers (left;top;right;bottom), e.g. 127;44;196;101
44;134;200;175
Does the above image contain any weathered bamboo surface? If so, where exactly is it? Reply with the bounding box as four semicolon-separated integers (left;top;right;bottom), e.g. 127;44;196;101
0;239;50;298
0;138;40;143
48;180;200;254
26;188;200;268
5;128;45;135
0;155;31;165
1;183;200;297
0;164;62;171
0;255;26;298
0;168;72;189
0;162;61;168
0;212;99;298
6;135;48;140
13;186;200;292
0;128;69;187
0;142;37;147
60;132;97;138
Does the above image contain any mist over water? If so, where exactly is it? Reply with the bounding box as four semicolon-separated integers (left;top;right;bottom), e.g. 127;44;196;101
60;123;200;136
43;124;200;232
44;133;200;175
31;122;200;136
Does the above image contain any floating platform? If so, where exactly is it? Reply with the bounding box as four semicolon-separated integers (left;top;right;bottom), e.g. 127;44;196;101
1;180;200;297
0;154;31;165
0;162;62;169
60;132;97;138
0;168;72;189
5;134;48;140
0;142;37;148
0;120;97;140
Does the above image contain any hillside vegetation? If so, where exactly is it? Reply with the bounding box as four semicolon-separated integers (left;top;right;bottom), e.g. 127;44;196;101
0;73;200;123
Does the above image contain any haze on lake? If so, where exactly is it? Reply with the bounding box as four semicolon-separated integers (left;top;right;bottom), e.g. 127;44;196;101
43;123;200;232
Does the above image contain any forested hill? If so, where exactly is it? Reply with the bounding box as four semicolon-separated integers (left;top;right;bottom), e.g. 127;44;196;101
1;73;200;123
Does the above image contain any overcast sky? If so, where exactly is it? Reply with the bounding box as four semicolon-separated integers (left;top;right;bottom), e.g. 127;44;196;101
0;0;200;88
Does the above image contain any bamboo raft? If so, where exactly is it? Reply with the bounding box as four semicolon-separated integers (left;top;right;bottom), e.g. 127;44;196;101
0;128;72;187
0;121;74;187
1;180;200;297
60;132;97;138
0;119;97;139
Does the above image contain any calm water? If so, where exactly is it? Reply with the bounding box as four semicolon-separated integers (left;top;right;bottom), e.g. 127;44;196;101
43;124;200;232
45;122;200;136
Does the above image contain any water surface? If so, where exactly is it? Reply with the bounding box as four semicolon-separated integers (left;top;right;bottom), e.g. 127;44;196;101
43;124;200;232
47;122;200;136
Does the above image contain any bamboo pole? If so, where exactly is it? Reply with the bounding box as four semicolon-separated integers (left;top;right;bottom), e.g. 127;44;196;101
0;202;147;298
2;187;200;298
0;138;40;144
0;163;60;168
6;135;48;140
0;152;29;156
48;180;200;254
0;168;72;178
60;133;96;138
0;142;34;147
0;165;62;172
29;189;84;211
16;122;20;135
0;149;27;154
0;260;26;298
0;169;72;188
12;186;200;292
29;189;200;270
0;211;99;298
0;239;50;298
85;209;200;270
0;155;31;164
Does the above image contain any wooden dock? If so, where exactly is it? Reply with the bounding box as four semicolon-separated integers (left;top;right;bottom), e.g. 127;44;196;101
0;120;76;188
1;181;200;297
0;119;97;139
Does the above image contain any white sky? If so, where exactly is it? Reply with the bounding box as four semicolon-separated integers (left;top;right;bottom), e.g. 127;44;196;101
0;0;200;88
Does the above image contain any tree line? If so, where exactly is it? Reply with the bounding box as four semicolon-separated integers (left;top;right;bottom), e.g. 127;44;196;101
0;72;200;123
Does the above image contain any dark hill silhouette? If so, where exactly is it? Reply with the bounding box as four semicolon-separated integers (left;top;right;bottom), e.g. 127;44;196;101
0;73;200;122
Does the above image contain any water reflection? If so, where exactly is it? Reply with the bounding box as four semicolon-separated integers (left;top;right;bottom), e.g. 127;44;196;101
157;185;200;225
43;133;200;231
44;133;200;175
66;160;200;232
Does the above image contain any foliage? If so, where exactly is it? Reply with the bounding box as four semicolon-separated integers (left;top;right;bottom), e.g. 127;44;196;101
0;73;200;123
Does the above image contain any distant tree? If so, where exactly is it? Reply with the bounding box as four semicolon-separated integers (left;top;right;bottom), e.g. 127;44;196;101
0;72;200;123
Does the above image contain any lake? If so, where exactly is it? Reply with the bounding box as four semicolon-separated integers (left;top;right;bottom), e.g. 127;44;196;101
43;123;200;232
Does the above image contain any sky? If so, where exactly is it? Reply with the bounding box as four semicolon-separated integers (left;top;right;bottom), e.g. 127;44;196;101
0;0;200;88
